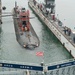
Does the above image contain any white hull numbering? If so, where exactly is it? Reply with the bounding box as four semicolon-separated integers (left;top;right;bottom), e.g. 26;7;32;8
28;0;75;58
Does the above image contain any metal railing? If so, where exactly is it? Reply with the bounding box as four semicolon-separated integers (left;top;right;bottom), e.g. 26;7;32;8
46;58;75;66
0;60;40;66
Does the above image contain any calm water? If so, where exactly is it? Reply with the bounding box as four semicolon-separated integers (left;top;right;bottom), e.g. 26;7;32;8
0;0;73;66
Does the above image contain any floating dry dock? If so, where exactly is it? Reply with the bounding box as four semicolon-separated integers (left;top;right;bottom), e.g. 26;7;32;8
28;0;75;57
13;4;40;49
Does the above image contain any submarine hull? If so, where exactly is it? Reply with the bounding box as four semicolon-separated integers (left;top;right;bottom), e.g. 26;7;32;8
13;8;40;49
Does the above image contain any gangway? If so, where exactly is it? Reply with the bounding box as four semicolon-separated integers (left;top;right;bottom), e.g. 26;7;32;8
0;59;75;75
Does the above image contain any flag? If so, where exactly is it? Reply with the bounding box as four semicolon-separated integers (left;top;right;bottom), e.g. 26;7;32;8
36;52;44;56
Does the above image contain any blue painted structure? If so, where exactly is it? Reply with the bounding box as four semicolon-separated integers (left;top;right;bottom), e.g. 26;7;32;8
48;60;75;70
0;62;43;71
0;59;75;71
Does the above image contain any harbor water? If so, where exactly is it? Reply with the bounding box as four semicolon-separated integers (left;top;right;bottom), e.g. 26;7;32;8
0;0;74;67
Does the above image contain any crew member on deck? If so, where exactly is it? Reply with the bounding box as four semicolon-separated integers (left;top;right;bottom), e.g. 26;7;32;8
67;28;71;36
64;26;68;35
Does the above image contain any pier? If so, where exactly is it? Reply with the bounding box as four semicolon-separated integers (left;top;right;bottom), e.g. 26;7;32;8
28;0;75;58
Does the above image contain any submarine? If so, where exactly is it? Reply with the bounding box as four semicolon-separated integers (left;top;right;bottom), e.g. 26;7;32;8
13;2;40;49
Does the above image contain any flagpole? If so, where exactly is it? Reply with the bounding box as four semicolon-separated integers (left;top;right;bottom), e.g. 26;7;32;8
36;51;44;66
40;51;44;66
43;51;44;64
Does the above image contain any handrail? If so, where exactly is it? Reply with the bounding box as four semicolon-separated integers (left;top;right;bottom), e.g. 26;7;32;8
0;58;75;67
0;60;40;66
46;58;75;66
